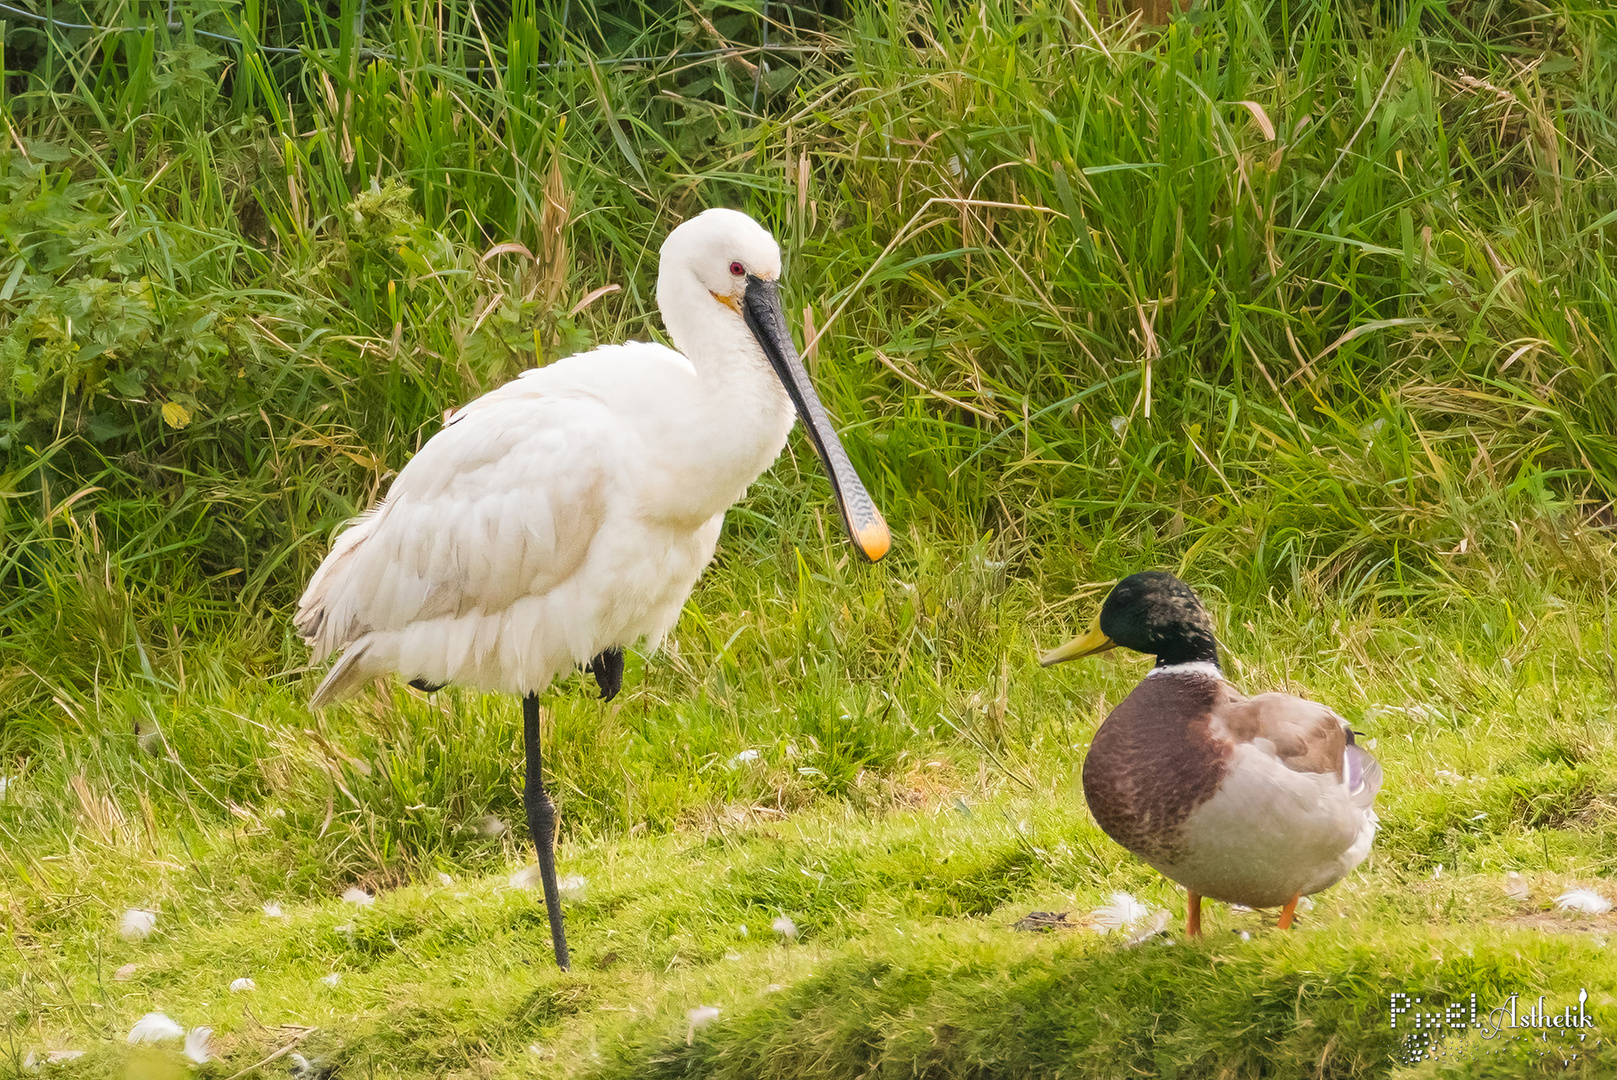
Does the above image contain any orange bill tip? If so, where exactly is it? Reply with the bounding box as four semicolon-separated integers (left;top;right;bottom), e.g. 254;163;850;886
856;514;891;563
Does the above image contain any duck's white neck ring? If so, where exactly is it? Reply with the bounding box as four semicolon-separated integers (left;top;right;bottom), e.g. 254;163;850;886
1146;661;1223;680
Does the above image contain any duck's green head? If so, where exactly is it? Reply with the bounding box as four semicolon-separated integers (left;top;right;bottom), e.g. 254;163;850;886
1040;571;1221;669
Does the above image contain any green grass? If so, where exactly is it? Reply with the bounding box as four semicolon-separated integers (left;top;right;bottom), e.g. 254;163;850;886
5;0;1617;1075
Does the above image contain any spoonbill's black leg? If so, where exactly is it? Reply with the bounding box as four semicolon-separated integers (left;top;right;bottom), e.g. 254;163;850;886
585;648;624;701
522;691;570;970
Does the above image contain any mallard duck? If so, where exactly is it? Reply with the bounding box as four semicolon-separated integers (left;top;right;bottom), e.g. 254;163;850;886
1041;571;1381;937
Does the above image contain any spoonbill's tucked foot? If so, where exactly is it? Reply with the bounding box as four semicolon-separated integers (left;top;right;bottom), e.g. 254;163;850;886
296;208;890;969
1039;572;1381;939
584;648;625;701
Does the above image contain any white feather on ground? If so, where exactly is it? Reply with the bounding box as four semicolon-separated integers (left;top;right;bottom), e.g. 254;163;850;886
1091;892;1170;945
1123;910;1171;945
508;868;587;899
1091;892;1152;931
340;887;374;905
686;1006;721;1044
1554;888;1613;914
184;1028;212;1064
118;909;157;940
127;1013;184;1043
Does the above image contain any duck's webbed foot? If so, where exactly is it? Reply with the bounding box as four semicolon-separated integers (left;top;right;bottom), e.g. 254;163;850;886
585;648;625;701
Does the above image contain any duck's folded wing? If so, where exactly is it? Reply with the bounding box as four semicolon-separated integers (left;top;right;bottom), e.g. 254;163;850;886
1223;691;1380;805
295;388;613;662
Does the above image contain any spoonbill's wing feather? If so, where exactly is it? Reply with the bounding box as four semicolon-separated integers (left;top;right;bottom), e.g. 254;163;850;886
296;379;615;671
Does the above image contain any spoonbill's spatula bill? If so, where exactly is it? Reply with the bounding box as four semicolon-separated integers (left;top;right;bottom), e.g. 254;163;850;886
295;208;888;969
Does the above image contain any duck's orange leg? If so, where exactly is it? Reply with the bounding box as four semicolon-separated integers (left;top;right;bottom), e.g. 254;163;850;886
1186;891;1203;938
1276;894;1301;930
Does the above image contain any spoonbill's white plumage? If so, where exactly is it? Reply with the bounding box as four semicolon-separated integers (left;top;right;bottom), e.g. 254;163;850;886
296;208;888;969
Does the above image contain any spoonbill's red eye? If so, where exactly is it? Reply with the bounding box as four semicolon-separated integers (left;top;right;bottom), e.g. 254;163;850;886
729;261;745;276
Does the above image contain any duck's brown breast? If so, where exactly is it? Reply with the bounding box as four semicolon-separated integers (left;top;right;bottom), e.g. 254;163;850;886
1081;675;1234;863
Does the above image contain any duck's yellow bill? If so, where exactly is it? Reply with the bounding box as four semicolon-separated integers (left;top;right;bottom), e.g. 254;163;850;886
1039;615;1115;667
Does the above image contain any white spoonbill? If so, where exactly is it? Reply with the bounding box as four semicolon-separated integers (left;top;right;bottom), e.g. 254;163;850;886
295;208;890;969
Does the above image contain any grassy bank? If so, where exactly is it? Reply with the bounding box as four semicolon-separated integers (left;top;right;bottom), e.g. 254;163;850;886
5;0;1617;1075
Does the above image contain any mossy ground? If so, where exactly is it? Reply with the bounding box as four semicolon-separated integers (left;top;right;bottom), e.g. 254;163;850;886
7;578;1617;1077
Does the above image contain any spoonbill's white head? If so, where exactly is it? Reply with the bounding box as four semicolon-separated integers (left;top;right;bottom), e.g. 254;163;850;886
657;208;890;563
659;207;782;312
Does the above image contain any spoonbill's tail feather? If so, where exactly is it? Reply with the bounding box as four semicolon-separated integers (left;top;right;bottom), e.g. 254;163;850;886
295;508;382;659
309;644;374;709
